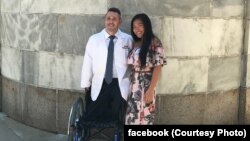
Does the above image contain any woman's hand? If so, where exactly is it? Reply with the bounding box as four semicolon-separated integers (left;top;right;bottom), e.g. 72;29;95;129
144;87;154;104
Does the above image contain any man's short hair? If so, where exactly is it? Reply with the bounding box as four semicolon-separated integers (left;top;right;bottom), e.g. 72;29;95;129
107;7;121;16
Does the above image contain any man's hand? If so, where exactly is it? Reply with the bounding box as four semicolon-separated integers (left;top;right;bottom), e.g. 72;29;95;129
84;87;91;94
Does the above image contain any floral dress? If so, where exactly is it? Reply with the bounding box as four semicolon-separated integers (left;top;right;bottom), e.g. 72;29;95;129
125;38;167;125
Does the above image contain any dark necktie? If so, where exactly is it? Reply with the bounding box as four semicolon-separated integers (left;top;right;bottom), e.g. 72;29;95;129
105;35;115;84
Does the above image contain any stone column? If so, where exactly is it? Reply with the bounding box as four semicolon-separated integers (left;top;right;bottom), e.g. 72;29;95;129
0;0;248;133
244;0;250;124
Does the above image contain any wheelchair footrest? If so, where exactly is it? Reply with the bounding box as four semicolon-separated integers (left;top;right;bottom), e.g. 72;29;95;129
80;120;119;128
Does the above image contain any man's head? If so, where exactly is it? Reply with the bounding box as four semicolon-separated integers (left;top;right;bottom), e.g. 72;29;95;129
104;7;122;35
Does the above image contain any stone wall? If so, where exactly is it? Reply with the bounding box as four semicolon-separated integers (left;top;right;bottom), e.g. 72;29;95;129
0;0;249;133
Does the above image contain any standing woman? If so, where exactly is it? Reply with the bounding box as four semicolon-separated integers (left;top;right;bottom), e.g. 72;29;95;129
125;13;167;125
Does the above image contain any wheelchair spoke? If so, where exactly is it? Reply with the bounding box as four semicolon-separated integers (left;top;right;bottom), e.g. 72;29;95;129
67;98;85;141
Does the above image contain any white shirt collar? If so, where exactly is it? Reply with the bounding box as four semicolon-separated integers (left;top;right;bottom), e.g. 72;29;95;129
103;29;121;39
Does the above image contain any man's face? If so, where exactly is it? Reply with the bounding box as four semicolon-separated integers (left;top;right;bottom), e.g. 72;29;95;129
104;11;121;33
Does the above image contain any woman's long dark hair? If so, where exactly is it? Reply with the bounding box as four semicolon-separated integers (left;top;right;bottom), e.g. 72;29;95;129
131;13;154;69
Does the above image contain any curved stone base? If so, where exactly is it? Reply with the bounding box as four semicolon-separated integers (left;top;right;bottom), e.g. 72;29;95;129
2;77;241;134
2;77;84;134
155;90;239;124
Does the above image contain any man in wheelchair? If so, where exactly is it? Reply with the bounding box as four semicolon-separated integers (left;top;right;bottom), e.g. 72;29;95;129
72;7;133;141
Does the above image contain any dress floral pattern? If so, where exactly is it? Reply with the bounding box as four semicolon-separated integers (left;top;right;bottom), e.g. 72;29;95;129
125;38;167;125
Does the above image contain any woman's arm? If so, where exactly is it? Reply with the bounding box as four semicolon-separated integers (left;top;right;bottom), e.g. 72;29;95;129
144;65;162;104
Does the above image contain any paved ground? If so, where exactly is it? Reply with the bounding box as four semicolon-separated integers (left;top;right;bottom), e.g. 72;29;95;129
0;112;118;141
0;112;67;141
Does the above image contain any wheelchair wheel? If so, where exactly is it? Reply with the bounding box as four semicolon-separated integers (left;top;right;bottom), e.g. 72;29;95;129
67;97;86;141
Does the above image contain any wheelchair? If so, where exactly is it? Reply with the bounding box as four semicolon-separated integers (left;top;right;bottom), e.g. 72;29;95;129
67;94;124;141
